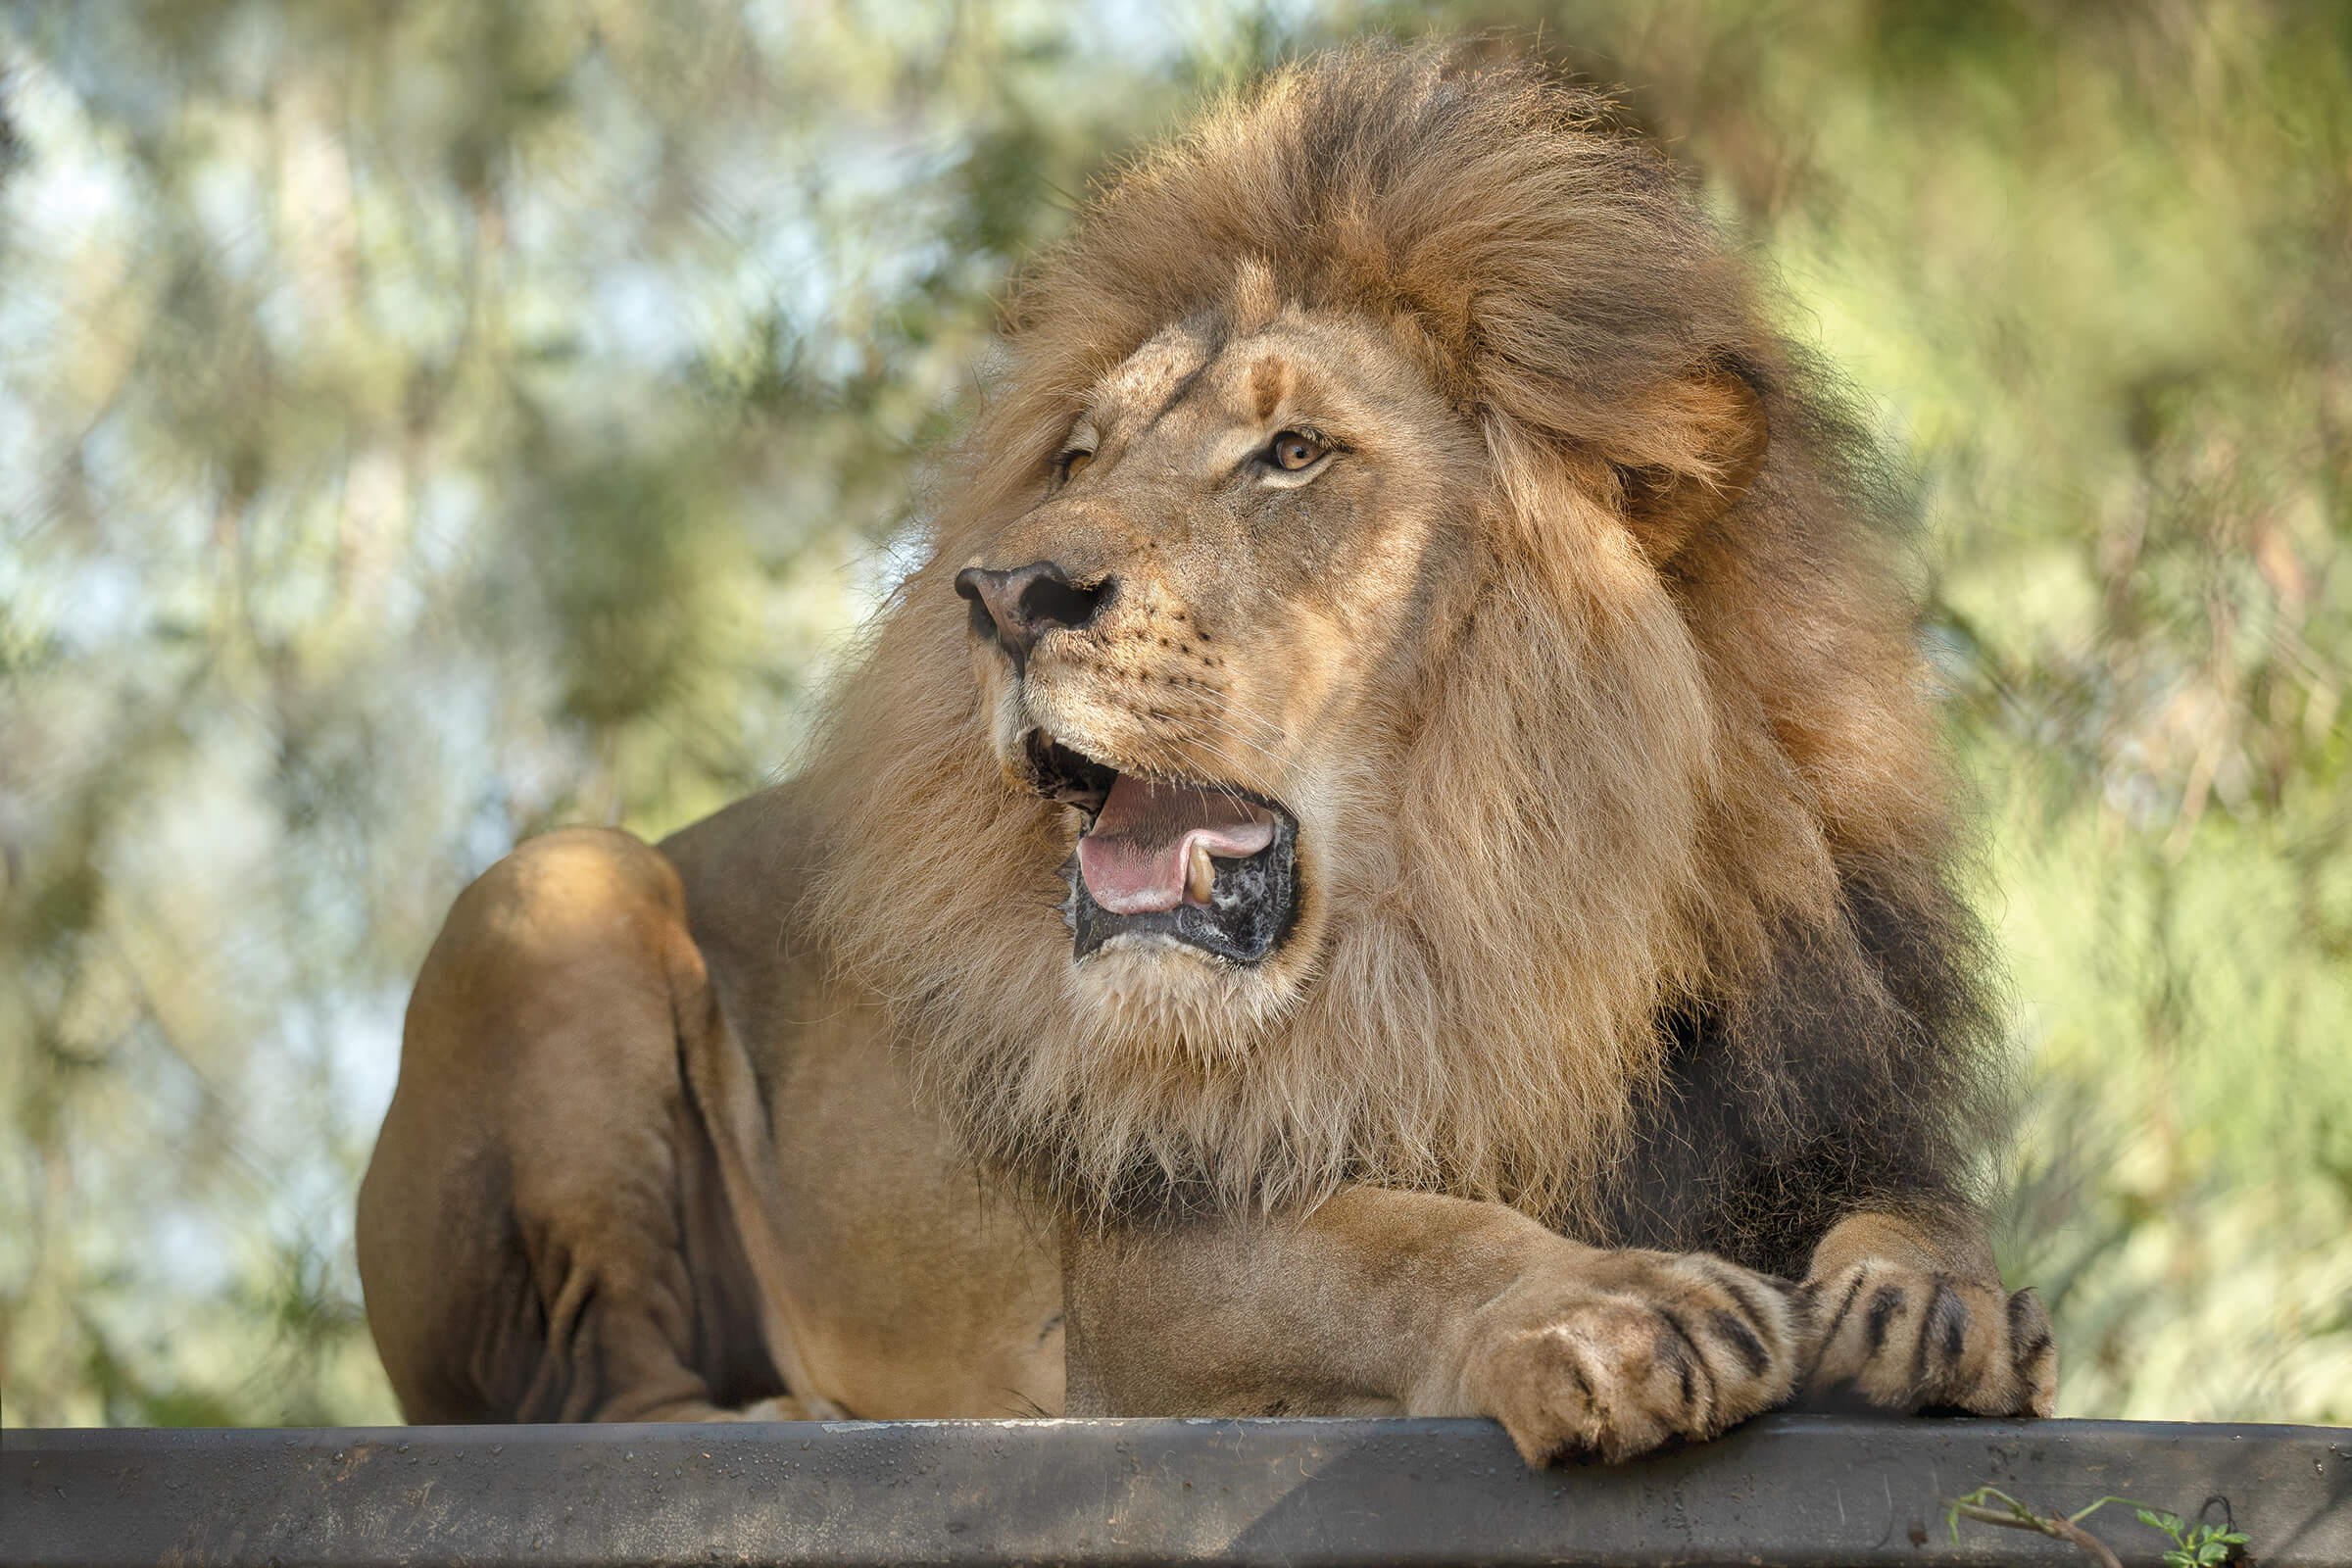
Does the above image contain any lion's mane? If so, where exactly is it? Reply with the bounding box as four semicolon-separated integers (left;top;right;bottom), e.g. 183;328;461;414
797;43;2005;1274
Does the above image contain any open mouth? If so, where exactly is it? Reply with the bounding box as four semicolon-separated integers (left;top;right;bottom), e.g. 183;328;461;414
1026;733;1300;965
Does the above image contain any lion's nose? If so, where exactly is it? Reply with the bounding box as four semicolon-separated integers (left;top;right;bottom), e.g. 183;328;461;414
954;562;1113;674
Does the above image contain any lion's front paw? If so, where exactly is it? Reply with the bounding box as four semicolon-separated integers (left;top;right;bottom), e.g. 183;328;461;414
1800;1262;2056;1418
1454;1249;1806;1465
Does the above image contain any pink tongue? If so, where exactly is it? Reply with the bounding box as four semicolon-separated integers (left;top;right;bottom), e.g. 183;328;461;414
1077;774;1276;915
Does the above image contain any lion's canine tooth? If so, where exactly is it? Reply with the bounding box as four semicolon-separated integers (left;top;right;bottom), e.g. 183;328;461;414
1186;840;1214;905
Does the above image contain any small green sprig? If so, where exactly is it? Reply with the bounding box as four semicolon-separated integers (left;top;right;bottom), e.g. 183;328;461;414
2126;1503;2250;1568
1940;1486;2249;1568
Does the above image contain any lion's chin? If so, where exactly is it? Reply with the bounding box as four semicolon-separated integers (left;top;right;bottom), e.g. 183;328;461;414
1063;936;1303;1054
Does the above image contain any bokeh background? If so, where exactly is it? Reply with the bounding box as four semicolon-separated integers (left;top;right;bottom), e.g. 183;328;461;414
3;0;2347;1428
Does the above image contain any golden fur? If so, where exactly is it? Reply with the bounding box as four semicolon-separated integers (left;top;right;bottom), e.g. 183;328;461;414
360;42;2055;1450
800;42;1963;1233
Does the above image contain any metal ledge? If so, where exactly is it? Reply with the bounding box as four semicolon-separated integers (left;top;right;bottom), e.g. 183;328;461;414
5;1414;2347;1568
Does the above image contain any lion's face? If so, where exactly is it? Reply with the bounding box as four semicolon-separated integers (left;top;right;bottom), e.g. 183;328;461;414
956;309;1482;1036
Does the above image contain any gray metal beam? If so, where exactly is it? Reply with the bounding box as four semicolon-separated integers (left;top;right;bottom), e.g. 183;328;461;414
6;1414;2347;1568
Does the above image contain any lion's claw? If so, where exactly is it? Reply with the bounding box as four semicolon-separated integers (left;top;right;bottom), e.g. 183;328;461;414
1799;1261;2055;1417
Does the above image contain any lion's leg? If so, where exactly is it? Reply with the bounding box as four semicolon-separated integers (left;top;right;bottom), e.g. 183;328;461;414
1797;1207;2056;1418
1060;1186;1808;1465
356;828;789;1423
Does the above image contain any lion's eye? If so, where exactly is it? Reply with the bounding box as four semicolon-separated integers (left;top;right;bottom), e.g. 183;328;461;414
1055;448;1095;483
1268;431;1327;471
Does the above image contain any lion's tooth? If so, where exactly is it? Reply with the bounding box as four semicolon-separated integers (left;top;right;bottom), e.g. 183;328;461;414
1186;841;1214;905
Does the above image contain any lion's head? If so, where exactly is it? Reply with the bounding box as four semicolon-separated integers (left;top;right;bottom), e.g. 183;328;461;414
803;43;1996;1246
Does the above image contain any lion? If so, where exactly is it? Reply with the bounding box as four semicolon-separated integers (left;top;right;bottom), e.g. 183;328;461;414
357;42;2057;1463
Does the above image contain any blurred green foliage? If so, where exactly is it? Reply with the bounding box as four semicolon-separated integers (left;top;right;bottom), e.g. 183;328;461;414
2;1;2345;1427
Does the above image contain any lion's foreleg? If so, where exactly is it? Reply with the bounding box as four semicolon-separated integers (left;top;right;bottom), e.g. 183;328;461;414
1060;1186;1807;1465
1796;1207;2056;1418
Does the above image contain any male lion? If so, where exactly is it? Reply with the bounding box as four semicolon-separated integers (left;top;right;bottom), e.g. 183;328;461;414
358;43;2056;1463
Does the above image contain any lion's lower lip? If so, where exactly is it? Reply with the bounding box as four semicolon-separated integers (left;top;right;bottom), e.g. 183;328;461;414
1027;733;1301;965
1061;817;1299;964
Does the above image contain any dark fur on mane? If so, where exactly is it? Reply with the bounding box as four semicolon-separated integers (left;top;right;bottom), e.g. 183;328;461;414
1605;854;2010;1276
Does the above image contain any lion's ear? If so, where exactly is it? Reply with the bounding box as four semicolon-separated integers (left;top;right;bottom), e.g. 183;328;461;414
1610;370;1768;564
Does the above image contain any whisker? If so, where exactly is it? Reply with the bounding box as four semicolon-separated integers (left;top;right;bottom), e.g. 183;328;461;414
1141;710;1283;801
1187;713;1289;783
1190;681;1293;746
